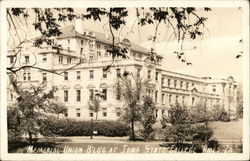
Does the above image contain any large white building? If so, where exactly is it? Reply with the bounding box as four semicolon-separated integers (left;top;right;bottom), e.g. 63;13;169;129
7;20;238;120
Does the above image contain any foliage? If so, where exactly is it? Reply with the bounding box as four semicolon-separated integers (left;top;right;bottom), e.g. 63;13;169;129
88;91;102;120
192;124;213;143
39;116;129;137
236;83;243;118
7;81;64;143
139;96;156;140
189;100;212;125
49;101;67;118
211;105;230;122
7;106;24;139
162;104;192;143
115;72;149;140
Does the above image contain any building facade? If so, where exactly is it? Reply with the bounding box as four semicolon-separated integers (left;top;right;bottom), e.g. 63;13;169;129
7;20;238;120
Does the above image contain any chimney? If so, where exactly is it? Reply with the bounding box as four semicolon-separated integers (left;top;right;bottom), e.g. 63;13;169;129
74;18;85;35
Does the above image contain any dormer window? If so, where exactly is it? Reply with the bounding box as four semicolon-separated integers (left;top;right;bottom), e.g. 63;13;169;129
25;56;29;63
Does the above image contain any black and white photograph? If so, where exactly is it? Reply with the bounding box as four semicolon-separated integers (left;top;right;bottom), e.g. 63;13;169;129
0;0;249;160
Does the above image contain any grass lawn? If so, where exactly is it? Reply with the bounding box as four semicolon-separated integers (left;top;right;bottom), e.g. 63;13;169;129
208;119;243;141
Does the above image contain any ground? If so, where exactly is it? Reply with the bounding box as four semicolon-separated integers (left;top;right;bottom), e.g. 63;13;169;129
209;119;243;141
8;119;243;153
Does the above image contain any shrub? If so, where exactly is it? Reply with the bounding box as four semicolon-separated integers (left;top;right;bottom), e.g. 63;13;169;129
192;125;213;142
39;116;129;137
207;139;219;150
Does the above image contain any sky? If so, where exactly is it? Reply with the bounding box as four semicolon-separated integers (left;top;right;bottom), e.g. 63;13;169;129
9;8;244;82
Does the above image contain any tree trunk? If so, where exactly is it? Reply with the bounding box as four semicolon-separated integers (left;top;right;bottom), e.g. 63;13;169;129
95;112;98;121
130;120;135;140
28;131;33;144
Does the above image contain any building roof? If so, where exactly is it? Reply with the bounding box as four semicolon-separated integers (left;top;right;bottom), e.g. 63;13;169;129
58;25;150;54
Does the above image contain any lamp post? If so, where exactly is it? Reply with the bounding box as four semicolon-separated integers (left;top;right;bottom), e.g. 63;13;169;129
90;118;93;139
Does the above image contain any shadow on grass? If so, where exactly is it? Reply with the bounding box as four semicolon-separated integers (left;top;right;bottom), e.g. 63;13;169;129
8;138;61;153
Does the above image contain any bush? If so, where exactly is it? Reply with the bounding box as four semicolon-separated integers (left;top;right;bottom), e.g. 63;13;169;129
39;116;129;137
192;125;213;142
207;139;219;150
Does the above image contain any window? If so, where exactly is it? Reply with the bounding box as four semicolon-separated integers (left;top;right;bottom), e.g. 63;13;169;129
192;97;195;106
64;72;68;80
104;45;109;50
64;91;68;102
89;55;93;61
102;108;107;117
89;89;94;100
162;109;165;116
180;81;183;89
148;70;151;79
89;44;93;50
168;79;171;87
76;90;81;102
81;40;84;45
176;95;179;103
96;43;101;49
97;51;101;57
43;55;47;62
212;85;216;92
192;83;195;87
27;73;31;81
137;68;141;78
10;93;13;100
155;91;158;103
89;70;94;79
116;108;121;116
76;108;81;117
102;89;107;100
116;87;121;100
65;111;68;117
89;112;93;117
42;73;47;82
76;71;81;80
155;72;158;81
103;70;107;78
59;56;63;63
162;94;165;104
10;56;14;64
116;68;121;77
23;73;26;81
155;109;158;118
174;80;177;88
80;48;83;55
25;56;29;63
67;57;71;64
169;94;172;104
161;78;165;87
138;53;142;59
186;82;189;90
68;39;70;44
68;47;70;51
182;96;185;105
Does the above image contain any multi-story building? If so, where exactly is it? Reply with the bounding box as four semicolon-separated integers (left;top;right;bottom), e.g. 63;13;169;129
7;20;238;120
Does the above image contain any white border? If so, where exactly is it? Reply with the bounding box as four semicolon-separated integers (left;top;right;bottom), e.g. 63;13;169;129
0;0;249;160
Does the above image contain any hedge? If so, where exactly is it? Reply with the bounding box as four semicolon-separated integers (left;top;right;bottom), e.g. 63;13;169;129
39;116;129;137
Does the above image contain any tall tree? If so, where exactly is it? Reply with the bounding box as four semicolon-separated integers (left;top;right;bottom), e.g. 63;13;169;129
8;80;63;144
115;72;149;140
88;90;102;120
162;104;192;144
140;96;156;140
